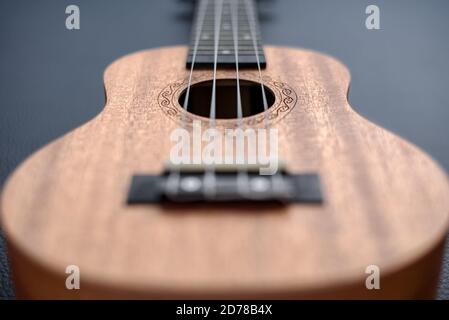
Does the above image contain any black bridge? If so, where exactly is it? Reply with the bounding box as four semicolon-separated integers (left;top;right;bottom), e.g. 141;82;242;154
127;167;322;205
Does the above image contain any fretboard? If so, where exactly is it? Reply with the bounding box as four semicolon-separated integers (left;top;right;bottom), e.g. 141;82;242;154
187;0;266;69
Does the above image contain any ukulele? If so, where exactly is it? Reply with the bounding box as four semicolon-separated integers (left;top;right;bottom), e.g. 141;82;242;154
2;0;449;299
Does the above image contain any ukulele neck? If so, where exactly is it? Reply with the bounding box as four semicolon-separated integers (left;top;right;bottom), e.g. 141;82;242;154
187;0;266;69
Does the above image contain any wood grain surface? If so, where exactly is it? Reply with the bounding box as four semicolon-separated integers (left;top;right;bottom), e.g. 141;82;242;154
1;46;449;299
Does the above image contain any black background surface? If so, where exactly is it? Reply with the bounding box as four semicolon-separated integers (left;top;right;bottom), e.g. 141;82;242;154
1;0;449;299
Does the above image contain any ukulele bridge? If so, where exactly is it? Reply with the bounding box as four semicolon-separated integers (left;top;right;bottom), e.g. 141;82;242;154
127;165;323;205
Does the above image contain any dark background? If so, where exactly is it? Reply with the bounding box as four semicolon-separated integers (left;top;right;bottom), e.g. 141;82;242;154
1;0;449;299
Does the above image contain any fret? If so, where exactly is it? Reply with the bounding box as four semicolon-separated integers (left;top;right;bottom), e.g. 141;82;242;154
188;48;263;53
187;55;266;68
190;36;263;41
192;49;264;53
187;0;266;69
190;39;262;43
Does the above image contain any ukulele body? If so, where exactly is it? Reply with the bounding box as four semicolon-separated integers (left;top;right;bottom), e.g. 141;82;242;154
2;46;449;299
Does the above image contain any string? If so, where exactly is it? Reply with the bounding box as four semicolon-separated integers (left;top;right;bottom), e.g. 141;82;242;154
244;0;283;194
230;0;251;197
231;0;243;122
203;0;224;199
165;0;209;198
209;0;224;125
183;0;209;112
244;0;269;121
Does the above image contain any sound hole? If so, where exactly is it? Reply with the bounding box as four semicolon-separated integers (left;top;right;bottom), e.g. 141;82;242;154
178;79;275;119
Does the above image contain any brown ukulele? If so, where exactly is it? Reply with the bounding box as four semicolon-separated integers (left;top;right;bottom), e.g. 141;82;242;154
1;0;449;299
